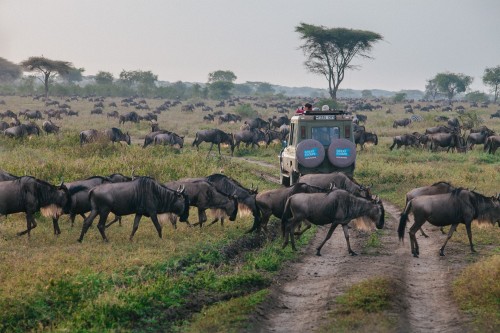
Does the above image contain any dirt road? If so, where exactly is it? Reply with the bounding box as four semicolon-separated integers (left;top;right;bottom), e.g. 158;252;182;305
247;201;471;333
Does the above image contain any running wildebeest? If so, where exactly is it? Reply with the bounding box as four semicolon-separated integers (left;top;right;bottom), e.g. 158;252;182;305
281;190;385;256
0;176;75;236
164;179;238;227
77;177;189;242
192;129;235;156
399;188;500;257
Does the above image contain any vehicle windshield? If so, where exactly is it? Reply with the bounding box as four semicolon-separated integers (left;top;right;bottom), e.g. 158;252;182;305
311;127;339;145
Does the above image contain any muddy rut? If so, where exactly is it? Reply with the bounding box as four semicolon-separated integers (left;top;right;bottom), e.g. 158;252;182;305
247;200;470;333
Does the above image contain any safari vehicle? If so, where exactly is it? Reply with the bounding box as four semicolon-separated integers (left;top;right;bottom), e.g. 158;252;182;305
279;110;356;186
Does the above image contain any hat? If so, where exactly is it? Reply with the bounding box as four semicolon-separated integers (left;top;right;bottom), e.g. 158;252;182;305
313;107;320;111
322;105;330;111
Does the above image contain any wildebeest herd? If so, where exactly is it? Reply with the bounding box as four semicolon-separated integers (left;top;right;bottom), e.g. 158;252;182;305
1;169;498;258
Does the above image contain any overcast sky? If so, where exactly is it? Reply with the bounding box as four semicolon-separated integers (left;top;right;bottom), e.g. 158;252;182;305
1;0;499;92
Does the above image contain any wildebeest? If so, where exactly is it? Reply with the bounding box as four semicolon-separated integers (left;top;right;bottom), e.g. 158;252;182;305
143;130;171;148
425;125;454;135
429;132;465;152
104;128;131;145
298;172;371;199
233;129;267;149
248;117;270;130
466;128;495;149
79;129;99;145
393;118;411;128
264;129;284;147
0;177;73;236
399;189;500;257
354;131;378;150
42;120;60;135
490;110;500;119
106;110;119;119
269;115;290;129
90;107;103;115
0;170;18;181
4;123;41;138
77;177;189;242
23;110;43;120
0;121;9;131
281;190;384;255
119;111;140;124
153;132;184;148
201;174;260;232
192;129;235;156
484;135;500;154
218;113;241;123
255;182;331;231
389;134;420;150
164;179;238;227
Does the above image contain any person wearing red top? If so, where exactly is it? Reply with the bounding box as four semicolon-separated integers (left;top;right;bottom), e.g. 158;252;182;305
296;102;313;114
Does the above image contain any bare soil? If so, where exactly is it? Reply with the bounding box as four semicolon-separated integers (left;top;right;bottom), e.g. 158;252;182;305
246;201;472;333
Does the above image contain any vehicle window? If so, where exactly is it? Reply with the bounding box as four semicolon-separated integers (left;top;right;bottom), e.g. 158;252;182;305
311;127;340;145
289;124;295;146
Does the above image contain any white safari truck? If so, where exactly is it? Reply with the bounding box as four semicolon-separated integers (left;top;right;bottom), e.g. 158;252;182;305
279;110;357;186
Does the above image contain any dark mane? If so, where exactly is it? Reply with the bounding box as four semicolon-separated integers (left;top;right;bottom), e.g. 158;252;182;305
431;181;453;187
206;173;253;193
84;175;111;182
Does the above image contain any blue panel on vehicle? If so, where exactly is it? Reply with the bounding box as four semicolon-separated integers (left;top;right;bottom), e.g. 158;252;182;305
304;148;319;159
335;148;350;158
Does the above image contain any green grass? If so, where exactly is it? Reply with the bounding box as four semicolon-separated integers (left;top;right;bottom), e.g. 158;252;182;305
317;277;397;333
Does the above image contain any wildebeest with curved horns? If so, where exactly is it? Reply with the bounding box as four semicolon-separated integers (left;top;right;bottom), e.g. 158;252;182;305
398;188;500;257
354;131;378;150
281;190;385;255
77;177;190;242
0;176;76;236
192;129;235;156
389;134;419;150
298;172;371;199
164;179;238;227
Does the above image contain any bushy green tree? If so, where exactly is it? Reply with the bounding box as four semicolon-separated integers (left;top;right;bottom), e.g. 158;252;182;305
95;71;114;85
424;78;439;100
432;72;473;103
393;92;407;103
482;66;500;103
295;23;383;100
61;67;84;83
207;70;237;100
235;103;257;118
465;91;489;103
20;56;75;97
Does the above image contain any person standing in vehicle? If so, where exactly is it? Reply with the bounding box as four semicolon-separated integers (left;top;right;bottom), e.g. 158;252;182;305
296;102;313;115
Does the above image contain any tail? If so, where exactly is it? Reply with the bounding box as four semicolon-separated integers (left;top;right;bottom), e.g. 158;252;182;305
192;133;199;147
281;197;293;237
398;200;412;241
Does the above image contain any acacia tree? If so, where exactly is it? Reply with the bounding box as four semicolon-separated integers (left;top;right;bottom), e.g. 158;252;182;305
20;56;75;97
482;66;500;103
295;23;383;100
95;71;114;85
432;72;473;103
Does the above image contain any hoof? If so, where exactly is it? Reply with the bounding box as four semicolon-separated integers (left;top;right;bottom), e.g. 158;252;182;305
349;251;358;256
77;238;82;243
439;249;445;256
413;253;419;258
316;251;322;256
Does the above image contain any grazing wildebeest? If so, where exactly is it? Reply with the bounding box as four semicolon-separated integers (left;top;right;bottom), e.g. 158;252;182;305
0;177;73;236
119;111;140;124
389;134;420;150
203;174;260;232
233;129;267;149
399;189;500;257
0;170;18;181
143;130;171;148
164;180;238;227
429;132;465;152
484;135;500;154
192;129;235;156
153;132;184;148
354;131;378;150
256;182;331;231
104;127;131;145
298;172;371;199
79;129;99;145
218;113;241;123
392;118;411;128
23;110;43;120
90;107;103;115
42;120;60;135
4;123;40;138
77;177;189;242
107;110;119;119
281;190;384;255
466;128;495;149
